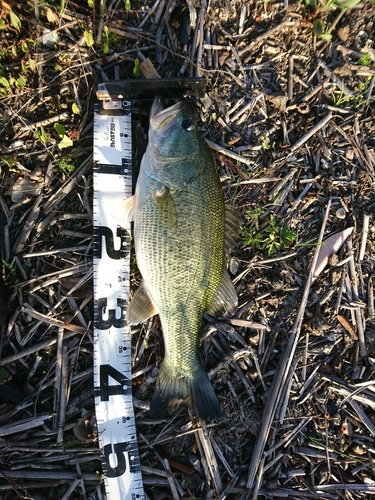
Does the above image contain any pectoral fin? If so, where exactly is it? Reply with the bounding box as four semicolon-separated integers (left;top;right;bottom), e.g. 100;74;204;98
122;194;136;222
154;184;177;229
206;270;238;317
127;281;157;325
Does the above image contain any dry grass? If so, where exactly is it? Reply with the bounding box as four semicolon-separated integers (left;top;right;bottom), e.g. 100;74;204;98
0;0;375;499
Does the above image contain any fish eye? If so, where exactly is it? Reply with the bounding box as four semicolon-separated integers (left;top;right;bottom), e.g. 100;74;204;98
182;119;194;131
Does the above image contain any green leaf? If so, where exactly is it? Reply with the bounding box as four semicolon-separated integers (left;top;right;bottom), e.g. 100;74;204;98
9;11;22;31
103;41;109;54
54;122;66;137
15;75;27;88
21;41;28;52
133;58;141;77
37;126;50;143
333;0;361;8
60;0;65;14
72;103;81;114
28;58;36;71
0;19;6;30
312;20;332;41
54;64;63;72
11;46;17;58
0;76;10;88
87;0;94;7
58;135;73;149
0;367;12;385
358;53;372;67
125;0;131;10
84;30;94;47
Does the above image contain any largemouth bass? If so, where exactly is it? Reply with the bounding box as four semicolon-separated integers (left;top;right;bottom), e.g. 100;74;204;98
126;97;238;420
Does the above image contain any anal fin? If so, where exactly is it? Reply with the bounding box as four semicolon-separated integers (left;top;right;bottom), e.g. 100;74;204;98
127;281;157;325
206;269;238;317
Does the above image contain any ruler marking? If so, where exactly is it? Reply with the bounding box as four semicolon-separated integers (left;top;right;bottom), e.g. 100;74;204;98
93;100;144;499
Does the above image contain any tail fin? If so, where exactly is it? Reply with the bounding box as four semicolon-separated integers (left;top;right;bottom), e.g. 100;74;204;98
150;362;221;420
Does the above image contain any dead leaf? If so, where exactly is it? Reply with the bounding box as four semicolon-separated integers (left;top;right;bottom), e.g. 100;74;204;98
11;177;42;203
266;93;288;113
336;314;358;340
334;62;352;78
73;414;95;441
312;227;354;281
46;7;57;24
337;25;350;42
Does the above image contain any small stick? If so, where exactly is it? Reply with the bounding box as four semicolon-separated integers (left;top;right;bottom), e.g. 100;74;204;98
196;0;207;77
0;413;55;437
138;0;162;28
210;436;234;476
54;326;64;433
96;0;106;45
61;479;81;500
359;213;370;262
289;112;333;153
206;139;253;166
230;95;262;123
20;304;87;333
163;459;180;500
0;330;78;366
368;277;374;319
349;399;375;435
212;30;219;69
288;55;294;101
268;167;297;201
318;59;352;96
216;466;245;500
154;0;166;25
22;246;89;258
186;0;197;27
12;194;43;254
197;421;223;494
347;239;367;358
238;19;292;58
230;177;280;187
0;470;99;481
238;5;246;35
56;345;69;443
205;27;212;68
19;112;70;131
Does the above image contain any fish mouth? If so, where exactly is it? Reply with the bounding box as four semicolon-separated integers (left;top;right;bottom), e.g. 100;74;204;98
149;97;185;135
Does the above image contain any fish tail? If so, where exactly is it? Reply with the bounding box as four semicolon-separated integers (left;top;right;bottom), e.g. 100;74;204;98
150;362;221;420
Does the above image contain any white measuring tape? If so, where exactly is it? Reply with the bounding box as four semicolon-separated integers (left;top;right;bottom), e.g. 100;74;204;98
93;96;145;499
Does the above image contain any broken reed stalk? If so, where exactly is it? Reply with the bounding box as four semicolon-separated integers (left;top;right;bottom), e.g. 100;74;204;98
241;198;332;499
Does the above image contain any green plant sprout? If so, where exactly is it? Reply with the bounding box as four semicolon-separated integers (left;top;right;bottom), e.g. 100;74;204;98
54;123;73;149
312;19;332;41
358;53;372;67
243;212;296;255
261;135;275;150
57;154;75;174
2;258;16;275
133;58;141;77
330;86;348;107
